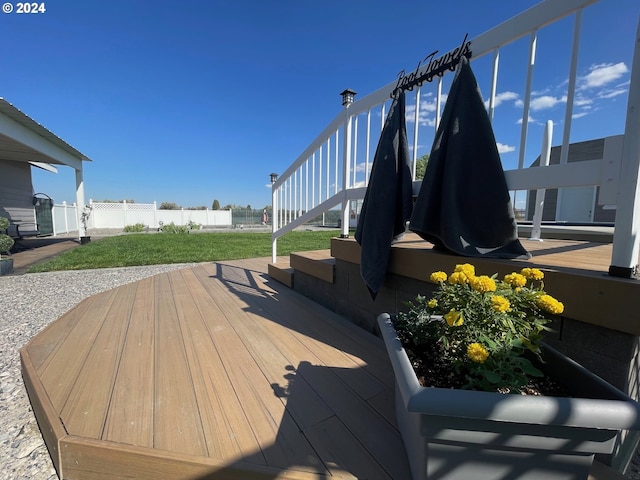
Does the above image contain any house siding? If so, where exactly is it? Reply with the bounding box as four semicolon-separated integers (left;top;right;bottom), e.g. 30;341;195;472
0;159;36;232
525;138;614;223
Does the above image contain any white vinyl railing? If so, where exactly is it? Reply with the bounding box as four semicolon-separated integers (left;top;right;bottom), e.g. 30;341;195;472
272;0;640;278
52;201;78;235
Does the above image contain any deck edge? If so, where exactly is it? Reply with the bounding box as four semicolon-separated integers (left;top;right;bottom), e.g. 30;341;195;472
59;435;338;480
20;345;68;479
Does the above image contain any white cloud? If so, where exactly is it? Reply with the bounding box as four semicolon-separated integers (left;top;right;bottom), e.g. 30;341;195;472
572;112;589;119
516;115;536;125
484;91;519;109
598;88;627;99
496;143;515;154
355;162;370;174
406;96;441;127
581;62;629;89
574;96;593;107
529;95;567;111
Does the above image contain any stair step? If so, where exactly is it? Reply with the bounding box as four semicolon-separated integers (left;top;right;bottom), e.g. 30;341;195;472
268;260;294;288
290;250;335;284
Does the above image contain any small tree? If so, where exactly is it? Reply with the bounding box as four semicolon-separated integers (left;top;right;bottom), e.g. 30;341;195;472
212;199;220;210
415;154;429;180
159;202;181;210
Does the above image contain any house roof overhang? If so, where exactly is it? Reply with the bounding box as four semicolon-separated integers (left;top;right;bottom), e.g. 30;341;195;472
0;97;91;172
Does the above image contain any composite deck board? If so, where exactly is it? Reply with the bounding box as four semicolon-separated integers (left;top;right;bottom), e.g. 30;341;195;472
200;263;394;411
102;276;155;448
211;262;396;386
153;273;208;456
168;267;268;464
179;267;330;474
197;269;388;477
39;289;119;412
196;263;409;477
189;267;336;431
61;281;138;439
26;294;99;371
170;271;276;464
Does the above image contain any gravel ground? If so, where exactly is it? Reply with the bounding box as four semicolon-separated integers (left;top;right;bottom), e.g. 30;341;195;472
2;261;640;479
0;263;198;480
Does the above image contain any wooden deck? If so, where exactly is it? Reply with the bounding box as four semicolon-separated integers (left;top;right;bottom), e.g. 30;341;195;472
21;258;411;480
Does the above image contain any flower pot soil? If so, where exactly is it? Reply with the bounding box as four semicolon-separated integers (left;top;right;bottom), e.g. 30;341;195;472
394;323;569;397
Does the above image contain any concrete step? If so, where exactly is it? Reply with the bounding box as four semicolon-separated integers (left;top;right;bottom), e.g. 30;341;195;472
290;249;335;284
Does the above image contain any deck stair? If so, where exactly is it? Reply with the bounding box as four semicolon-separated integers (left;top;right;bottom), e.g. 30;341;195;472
290;250;335;284
269;250;336;289
267;258;294;287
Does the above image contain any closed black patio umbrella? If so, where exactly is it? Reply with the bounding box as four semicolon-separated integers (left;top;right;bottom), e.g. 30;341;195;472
355;90;413;299
410;56;530;260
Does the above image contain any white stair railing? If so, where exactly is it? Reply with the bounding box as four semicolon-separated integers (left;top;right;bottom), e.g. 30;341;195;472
272;0;639;278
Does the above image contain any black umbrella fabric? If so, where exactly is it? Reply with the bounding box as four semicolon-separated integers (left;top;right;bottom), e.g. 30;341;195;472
409;56;530;260
355;91;413;299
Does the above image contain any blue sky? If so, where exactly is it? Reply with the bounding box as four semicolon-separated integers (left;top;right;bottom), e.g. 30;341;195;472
1;0;638;209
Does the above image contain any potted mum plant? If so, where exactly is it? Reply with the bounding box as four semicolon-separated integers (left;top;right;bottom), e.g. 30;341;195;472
378;263;640;480
0;217;15;275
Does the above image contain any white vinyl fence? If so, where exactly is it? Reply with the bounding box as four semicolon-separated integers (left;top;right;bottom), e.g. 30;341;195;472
50;201;232;235
88;201;232;230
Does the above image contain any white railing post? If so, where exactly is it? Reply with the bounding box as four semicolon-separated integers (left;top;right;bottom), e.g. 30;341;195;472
530;120;553;241
412;87;421;180
341;112;353;237
610;18;640;278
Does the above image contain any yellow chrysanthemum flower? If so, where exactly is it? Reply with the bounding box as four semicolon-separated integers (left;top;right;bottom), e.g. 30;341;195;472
470;275;496;293
467;343;489;363
504;272;527;288
444;309;464;326
430;271;447;283
521;267;544;281
449;271;470;285
428;298;438;308
537;294;564;315
491;295;511;312
454;263;475;278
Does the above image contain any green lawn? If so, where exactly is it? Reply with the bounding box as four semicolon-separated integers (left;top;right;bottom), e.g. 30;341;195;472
27;230;342;273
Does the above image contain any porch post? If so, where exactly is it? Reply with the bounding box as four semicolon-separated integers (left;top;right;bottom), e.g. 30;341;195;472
75;168;86;239
609;18;640;278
